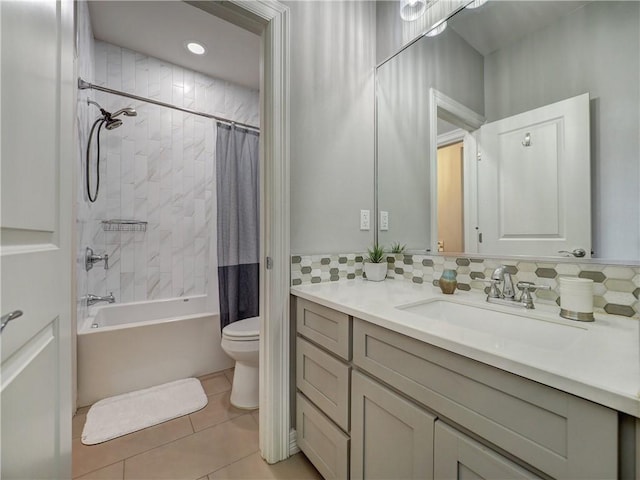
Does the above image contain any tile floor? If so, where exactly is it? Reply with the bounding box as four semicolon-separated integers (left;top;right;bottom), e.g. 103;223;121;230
73;369;321;480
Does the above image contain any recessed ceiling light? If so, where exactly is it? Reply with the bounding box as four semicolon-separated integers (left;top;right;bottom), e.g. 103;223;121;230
186;42;206;55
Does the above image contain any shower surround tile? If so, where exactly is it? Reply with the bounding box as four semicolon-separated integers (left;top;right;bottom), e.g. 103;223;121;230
76;37;259;316
291;254;640;319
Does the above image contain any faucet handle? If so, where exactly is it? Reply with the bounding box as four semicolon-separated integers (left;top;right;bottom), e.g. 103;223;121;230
103;253;109;270
480;279;502;298
516;282;551;309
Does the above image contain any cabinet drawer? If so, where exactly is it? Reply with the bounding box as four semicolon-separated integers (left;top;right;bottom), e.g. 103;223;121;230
297;298;351;360
434;421;541;480
297;336;350;431
297;392;350;480
353;319;617;479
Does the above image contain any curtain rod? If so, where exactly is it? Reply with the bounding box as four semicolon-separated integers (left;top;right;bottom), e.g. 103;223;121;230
77;77;260;132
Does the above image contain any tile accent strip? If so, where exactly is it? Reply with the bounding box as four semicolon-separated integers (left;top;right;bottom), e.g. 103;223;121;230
291;253;640;319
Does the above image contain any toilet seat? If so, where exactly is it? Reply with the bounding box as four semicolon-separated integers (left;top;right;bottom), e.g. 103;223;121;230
222;317;260;341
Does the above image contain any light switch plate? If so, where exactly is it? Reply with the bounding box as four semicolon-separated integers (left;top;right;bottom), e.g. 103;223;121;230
360;209;370;230
380;211;389;231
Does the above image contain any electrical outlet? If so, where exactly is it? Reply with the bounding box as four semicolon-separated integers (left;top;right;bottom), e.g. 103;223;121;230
360;209;370;230
380;211;389;231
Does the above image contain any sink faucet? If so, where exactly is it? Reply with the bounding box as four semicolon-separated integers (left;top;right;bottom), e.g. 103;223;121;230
487;267;551;309
87;293;115;306
491;266;515;300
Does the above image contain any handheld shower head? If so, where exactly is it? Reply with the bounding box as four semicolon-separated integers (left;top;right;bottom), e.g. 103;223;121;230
105;118;123;130
112;107;137;118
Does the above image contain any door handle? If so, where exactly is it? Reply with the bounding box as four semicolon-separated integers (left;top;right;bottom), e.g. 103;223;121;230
1;310;23;333
558;248;586;258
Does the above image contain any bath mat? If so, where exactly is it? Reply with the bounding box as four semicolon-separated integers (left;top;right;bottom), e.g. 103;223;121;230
81;378;207;445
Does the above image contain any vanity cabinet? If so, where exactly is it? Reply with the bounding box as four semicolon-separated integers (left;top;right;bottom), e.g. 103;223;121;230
294;297;619;480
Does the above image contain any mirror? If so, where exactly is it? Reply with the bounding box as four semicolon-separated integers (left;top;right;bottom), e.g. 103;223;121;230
376;1;639;262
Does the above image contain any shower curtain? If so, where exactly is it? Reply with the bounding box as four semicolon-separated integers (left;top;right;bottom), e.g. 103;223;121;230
216;123;260;331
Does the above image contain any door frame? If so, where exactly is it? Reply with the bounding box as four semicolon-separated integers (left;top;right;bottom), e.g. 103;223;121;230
428;88;484;254
187;0;291;463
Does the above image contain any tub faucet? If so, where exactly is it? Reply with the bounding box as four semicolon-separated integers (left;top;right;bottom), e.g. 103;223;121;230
87;293;115;306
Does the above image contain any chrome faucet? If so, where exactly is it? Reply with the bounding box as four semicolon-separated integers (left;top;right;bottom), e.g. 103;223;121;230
86;293;115;306
491;265;515;299
486;266;551;309
85;247;109;271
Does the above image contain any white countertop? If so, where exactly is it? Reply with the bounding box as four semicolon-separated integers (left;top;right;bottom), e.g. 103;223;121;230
291;279;640;418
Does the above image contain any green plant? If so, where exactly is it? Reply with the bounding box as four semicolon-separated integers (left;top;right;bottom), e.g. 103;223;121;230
366;243;386;263
390;242;406;254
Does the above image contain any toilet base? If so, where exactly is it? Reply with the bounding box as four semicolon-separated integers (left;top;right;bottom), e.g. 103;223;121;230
230;361;259;410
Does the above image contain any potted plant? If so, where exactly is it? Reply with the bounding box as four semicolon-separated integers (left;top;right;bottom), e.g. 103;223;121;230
390;242;406;262
390;242;406;254
364;244;387;281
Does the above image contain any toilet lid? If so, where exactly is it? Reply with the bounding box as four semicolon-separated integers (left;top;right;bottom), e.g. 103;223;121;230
222;317;260;340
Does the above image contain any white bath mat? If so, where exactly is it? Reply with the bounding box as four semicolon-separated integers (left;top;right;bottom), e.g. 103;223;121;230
81;378;207;445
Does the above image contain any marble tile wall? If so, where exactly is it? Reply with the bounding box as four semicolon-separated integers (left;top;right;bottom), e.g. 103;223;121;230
291;254;640;318
77;38;259;312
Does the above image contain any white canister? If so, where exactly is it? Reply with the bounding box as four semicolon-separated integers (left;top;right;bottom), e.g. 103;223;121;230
559;277;594;322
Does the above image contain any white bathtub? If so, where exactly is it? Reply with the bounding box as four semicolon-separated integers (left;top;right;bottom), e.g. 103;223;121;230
77;295;234;406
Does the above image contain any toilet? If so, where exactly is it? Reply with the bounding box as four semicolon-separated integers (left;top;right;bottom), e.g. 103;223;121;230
220;317;260;409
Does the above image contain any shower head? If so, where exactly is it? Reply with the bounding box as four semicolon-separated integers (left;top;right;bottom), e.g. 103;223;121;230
112;107;137;118
105;118;123;130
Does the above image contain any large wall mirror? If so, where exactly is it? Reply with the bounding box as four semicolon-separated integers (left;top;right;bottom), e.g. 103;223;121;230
376;0;639;262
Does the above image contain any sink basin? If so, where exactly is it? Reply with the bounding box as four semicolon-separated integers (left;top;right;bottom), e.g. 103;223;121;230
397;299;586;350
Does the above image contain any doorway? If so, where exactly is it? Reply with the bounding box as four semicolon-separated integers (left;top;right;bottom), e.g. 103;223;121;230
436;141;464;253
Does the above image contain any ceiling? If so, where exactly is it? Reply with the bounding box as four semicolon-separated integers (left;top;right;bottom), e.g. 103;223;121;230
449;1;590;56
88;1;260;90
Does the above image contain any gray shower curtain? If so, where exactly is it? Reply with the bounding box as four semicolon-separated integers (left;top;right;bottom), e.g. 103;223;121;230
216;123;260;331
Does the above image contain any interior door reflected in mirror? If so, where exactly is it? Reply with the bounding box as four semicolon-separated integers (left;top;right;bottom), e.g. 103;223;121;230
375;1;640;261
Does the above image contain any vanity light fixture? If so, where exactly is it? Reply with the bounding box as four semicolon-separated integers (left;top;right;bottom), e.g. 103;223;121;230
465;0;489;9
400;0;428;21
425;20;447;37
186;42;206;55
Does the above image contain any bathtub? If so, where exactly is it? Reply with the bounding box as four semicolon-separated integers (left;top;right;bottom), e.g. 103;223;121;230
77;295;234;406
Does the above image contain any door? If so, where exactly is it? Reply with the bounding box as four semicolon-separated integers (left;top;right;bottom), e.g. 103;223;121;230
477;93;590;257
351;371;436;480
1;0;74;478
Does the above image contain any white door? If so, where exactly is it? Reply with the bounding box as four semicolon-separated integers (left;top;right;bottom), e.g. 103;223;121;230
1;1;74;478
477;93;591;257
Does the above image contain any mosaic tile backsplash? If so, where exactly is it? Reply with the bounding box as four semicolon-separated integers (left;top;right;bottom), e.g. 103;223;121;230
291;254;640;318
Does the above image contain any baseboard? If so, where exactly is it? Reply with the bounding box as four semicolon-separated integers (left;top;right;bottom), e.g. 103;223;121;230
289;428;300;455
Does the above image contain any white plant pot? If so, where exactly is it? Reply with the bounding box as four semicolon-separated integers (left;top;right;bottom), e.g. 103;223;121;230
364;262;387;282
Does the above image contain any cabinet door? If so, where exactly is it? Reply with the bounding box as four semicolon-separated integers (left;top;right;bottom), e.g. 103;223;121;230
434;422;541;480
351;371;436;480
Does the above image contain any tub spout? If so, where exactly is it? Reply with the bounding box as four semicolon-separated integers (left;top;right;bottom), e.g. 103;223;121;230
87;293;115;306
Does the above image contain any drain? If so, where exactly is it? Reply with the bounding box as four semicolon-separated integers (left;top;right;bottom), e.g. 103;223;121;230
91;323;99;329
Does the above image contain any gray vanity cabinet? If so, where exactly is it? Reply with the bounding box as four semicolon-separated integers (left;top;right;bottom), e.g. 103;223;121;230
352;318;618;479
294;297;619;480
351;371;436;480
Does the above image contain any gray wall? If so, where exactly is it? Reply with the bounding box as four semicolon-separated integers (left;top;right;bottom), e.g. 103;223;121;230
377;28;484;250
286;1;376;254
484;2;640;260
